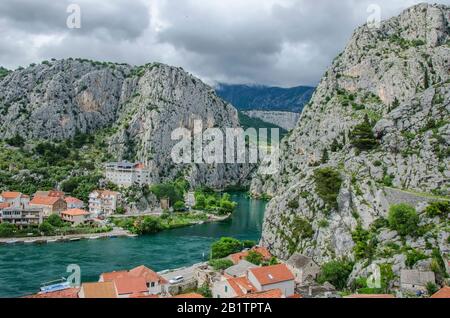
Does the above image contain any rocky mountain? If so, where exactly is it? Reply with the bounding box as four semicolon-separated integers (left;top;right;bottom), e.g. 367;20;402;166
243;111;300;131
0;59;252;189
216;84;315;113
251;3;450;288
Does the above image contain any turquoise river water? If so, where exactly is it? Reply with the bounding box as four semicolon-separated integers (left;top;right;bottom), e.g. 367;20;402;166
0;193;266;297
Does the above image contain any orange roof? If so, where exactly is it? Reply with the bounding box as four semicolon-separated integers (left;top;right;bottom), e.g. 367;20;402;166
229;246;272;264
1;192;22;199
134;163;145;169
48;190;65;198
345;294;395;299
30;196;61;206
0;202;11;209
173;293;205;298
101;270;129;282
113;276;148;295
236;289;283;299
227;277;256;296
431;286;450;298
287;294;303;298
24;288;79;299
65;197;84;204
62;209;90;216
249;264;295;286
130;293;160;298
129;265;168;284
80;282;117;298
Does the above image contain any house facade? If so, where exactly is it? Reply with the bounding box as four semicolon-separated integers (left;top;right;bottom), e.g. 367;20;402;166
285;254;320;285
212;276;256;298
247;264;295;297
29;196;67;217
0;207;43;227
89;190;120;217
105;162;151;187
61;209;91;226
0;192;30;208
65;197;85;209
400;270;435;293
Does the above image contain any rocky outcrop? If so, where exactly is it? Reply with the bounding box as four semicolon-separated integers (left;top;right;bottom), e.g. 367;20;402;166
0;59;252;189
243;111;300;131
251;3;450;285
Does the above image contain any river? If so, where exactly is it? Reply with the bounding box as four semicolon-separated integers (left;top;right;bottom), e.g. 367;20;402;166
0;193;266;298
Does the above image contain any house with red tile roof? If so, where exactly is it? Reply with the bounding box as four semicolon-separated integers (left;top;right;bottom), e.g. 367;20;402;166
78;282;117;298
236;289;284;299
129;265;168;294
228;246;272;265
89;190;121;217
24;288;80;299
29;196;67;217
99;270;129;282
431;286;450;298
247;264;295;297
113;276;149;298
212;276;257;298
0;191;30;208
61;209;91;226
64;196;85;209
173;293;205;298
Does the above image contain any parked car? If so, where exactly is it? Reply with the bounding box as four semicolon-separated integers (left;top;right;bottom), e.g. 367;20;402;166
169;276;184;284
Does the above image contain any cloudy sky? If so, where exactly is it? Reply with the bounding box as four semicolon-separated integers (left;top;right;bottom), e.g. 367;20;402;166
0;0;449;87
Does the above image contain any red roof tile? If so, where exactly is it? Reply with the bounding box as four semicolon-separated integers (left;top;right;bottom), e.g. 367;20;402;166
113;276;148;295
24;288;79;298
65;197;84;204
249;264;295;286
173;293;205;298
62;209;90;216
1;192;22;199
431;286;450;298
236;289;283;299
0;202;11;209
129;265;168;284
30;196;61;206
101;270;129;282
227;277;256;296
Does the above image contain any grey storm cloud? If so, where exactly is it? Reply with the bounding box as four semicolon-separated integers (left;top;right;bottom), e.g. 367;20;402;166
0;0;449;87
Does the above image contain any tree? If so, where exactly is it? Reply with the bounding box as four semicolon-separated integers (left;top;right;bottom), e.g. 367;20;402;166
194;194;206;210
0;223;17;237
388;204;419;237
136;216;164;235
174;201;186;212
208;258;234;271
425;201;449;218
47;214;64;228
39;222;55;236
6;134;25;147
426;282;438;296
317;260;354;290
246;251;263;265
350;115;378;151
211;237;243;259
219;193;237;214
313;167;342;210
197;283;212;298
321;148;329;164
242;240;256;249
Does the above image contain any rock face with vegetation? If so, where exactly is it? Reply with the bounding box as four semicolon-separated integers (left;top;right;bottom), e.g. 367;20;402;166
0;59;251;190
251;3;450;289
243;110;300;131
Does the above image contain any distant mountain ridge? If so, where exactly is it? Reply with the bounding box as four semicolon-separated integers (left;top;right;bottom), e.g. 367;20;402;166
215;84;315;113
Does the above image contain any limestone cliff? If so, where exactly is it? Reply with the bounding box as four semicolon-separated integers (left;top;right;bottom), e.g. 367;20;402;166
251;3;450;287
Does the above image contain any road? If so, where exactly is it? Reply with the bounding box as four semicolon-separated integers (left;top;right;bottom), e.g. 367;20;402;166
159;262;207;283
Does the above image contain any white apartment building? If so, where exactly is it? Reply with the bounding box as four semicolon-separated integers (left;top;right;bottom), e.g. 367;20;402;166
105;162;151;187
89;190;120;217
0;207;43;227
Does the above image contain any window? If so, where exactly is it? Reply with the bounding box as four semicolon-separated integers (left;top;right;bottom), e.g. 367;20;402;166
225;286;228;293
151;282;155;287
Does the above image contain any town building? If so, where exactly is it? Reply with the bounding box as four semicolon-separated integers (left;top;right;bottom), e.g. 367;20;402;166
228;246;272;265
212;276;256;298
0;206;43;227
113;276;148;298
88;190;120;217
128;265;168;295
34;190;65;198
78;282;117;298
29;196;67;217
285;254;320;285
0;191;30;208
224;260;258;278
64;197;85;209
105;162;151;187
236;289;284;299
400;270;436;293
61;209;91;226
247;264;295;297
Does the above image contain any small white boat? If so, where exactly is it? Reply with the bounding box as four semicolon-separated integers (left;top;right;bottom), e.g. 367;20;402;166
24;239;38;244
69;238;81;242
5;240;19;244
46;239;58;243
88;236;101;240
127;234;138;238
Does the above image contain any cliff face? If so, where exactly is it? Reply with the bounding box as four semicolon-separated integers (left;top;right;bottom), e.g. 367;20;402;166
251;3;449;284
0;59;251;189
243;111;300;131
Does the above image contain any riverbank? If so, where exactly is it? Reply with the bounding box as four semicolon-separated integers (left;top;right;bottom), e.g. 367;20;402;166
0;227;131;244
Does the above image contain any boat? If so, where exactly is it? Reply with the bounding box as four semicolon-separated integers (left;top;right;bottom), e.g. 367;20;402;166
5;240;19;244
40;279;71;294
46;239;59;243
127;234;138;238
69;238;81;242
24;239;38;244
88;236;101;240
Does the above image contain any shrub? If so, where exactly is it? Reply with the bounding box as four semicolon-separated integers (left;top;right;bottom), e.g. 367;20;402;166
350;115;378;151
197;283;212;298
135;216;164;235
352;225;377;261
292;217;314;239
426;282;438;295
317;260;354;290
313;167;342;210
287;199;299;209
405;249;428;268
39;222;55;236
246;251;263;265
425;201;449;218
47;214;64;228
6;134;25;147
388;204;419;237
0;223;17;237
173;201;186;212
211;237;243;259
208;259;234;271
